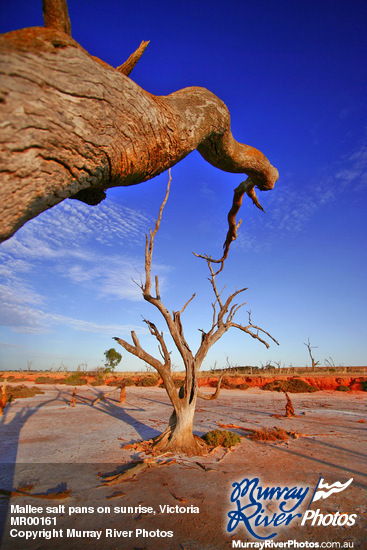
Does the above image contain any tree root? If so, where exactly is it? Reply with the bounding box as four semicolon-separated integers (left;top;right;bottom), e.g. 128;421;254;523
101;456;177;486
149;426;208;456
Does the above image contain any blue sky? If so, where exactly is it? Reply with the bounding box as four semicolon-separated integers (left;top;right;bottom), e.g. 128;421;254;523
1;0;367;372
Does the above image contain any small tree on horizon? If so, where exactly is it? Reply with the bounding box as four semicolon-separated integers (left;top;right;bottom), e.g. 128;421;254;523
114;173;279;455
104;348;122;372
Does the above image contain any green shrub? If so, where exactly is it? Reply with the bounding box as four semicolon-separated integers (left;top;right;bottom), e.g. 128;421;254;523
62;373;88;385
6;385;44;400
35;376;59;384
218;377;249;390
202;429;241;448
362;380;367;392
135;376;159;387
336;385;350;392
107;378;134;387
262;378;318;393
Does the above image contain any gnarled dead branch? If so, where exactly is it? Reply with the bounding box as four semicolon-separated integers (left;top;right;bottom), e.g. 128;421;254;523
0;0;278;242
114;172;278;454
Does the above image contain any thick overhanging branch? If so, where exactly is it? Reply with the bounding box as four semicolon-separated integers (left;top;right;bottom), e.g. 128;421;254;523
0;19;278;242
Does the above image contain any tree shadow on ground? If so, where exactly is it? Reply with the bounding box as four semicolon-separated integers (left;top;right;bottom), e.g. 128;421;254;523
0;389;62;543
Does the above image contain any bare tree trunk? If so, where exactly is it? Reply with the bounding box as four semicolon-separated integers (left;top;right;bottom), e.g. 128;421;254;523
154;397;204;454
119;386;126;404
0;381;7;415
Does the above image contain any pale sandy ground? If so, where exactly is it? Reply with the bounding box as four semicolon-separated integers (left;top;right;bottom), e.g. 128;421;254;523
0;384;366;549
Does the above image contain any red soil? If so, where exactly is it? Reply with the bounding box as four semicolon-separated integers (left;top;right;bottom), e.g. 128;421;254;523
1;372;366;391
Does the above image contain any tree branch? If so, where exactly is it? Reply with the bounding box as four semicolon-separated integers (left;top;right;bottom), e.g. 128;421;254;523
177;293;196;316
143;319;171;368
114;335;163;371
43;0;71;35
143;170;171;298
193;177;265;274
116;40;150;76
231;321;279;349
0;26;278;241
197;374;224;400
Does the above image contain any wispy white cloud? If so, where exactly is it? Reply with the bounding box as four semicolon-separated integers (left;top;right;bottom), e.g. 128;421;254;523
1;198;150;260
235;138;367;251
43;312;146;337
0;197;172;333
0;281;146;335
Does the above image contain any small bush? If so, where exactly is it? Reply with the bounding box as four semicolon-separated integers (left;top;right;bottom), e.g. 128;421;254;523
219;377;249;390
262;378;318;393
62;373;88;385
362;380;367;392
336;385;350;392
90;378;105;386
35;376;59;384
6;385;44;400
107;378;134;388
202;429;241;448
135;375;159;387
237;383;250;390
250;427;289;442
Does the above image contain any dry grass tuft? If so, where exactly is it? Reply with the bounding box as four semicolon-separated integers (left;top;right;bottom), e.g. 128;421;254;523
250;427;289;442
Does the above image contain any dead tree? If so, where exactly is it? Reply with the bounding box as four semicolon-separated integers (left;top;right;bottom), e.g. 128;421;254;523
284;392;295;417
0;381;7;415
119;386;126;404
114;174;279;455
69;387;76;407
304;337;320;372
0;0;278;242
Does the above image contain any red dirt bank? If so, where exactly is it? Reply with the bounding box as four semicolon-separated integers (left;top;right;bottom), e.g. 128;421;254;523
199;375;366;391
1;372;366;391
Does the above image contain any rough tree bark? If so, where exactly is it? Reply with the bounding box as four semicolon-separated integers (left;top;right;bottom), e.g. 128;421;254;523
0;0;278;242
114;172;279;455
